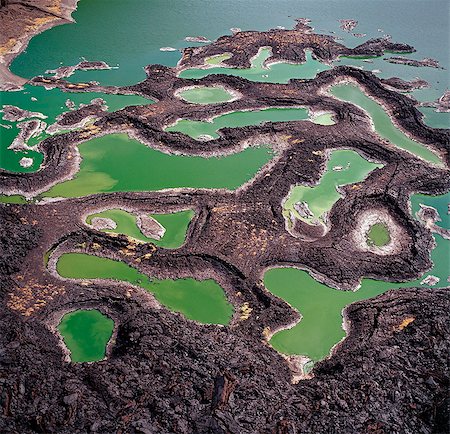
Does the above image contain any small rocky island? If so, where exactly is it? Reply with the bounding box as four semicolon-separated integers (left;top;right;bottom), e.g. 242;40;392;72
0;3;449;433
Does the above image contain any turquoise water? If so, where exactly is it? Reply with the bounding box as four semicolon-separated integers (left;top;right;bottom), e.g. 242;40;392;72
8;0;449;98
0;84;152;172
180;49;330;83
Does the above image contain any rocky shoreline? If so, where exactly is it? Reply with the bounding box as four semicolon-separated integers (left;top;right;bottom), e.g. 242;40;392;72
0;0;79;90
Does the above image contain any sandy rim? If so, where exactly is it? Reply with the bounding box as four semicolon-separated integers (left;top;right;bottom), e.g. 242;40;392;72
352;208;408;256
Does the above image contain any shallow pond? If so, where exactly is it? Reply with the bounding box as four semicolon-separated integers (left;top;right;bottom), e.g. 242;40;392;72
283;149;383;226
177;86;236;104
86;209;194;248
366;222;391;246
43;133;274;198
166;107;310;139
57;309;114;363
57;253;233;325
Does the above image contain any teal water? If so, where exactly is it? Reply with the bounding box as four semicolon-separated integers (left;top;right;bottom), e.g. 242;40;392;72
5;0;449;116
0;84;152;172
180;49;330;83
2;1;448;174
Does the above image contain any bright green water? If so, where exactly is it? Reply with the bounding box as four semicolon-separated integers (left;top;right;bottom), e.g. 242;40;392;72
331;84;443;166
267;191;450;361
42;133;273;198
283;149;383;225
86;209;194;248
180;49;330;83
57;253;233;325
311;113;335;126
166;107;309;139
57;309;114;362
0;85;152;173
0;194;29;204
178;86;235;104
205;53;232;65
367;222;391;246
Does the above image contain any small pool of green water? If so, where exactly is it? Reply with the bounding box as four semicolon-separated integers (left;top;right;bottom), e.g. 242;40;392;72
86;209;194;248
177;86;236;104
57;309;114;363
366;222;391;246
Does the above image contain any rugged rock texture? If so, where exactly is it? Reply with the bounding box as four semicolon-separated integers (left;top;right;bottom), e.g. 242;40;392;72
179;20;414;69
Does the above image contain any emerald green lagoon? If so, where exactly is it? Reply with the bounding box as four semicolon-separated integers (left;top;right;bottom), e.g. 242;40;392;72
283;149;383;225
267;191;449;362
180;49;330;83
57;309;114;363
167;107;310;139
43;133;273;198
56;253;233;325
86;209;194;248
366;222;391;247
178;86;236;104
331;84;443;166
